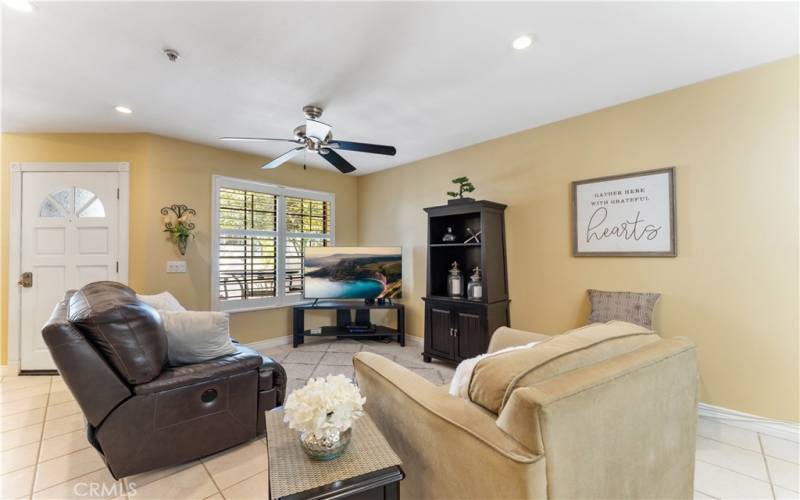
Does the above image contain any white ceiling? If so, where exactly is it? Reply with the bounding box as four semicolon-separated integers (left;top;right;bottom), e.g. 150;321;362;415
2;2;797;175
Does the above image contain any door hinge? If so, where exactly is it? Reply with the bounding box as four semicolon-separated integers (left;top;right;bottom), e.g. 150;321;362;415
116;188;120;199
116;261;119;273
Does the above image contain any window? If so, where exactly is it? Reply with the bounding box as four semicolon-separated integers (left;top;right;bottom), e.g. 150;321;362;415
212;176;334;311
40;187;105;218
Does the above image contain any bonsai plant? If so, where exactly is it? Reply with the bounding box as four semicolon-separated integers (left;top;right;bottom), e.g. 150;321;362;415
447;177;476;204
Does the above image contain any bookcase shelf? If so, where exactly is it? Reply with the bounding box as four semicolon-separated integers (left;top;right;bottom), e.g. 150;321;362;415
429;243;482;248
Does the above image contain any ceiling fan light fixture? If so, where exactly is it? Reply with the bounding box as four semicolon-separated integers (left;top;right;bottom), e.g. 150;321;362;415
512;34;534;50
4;0;34;12
221;105;396;174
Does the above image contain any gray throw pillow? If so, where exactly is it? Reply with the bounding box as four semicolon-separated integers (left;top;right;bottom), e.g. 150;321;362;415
159;311;237;366
587;289;661;329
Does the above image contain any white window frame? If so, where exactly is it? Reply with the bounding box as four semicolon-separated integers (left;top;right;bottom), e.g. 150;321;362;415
211;175;335;312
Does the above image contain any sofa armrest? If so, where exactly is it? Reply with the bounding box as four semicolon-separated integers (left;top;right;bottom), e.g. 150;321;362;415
353;352;546;500
496;338;697;500
488;326;551;353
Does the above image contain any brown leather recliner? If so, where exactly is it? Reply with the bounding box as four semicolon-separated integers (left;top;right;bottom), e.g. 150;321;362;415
42;281;286;479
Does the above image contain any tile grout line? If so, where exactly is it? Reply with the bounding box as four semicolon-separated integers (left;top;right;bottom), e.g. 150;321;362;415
704;417;800;446
695;489;721;500
29;377;53;498
208;462;267;497
199;460;224;498
698;427;800;466
701;416;800;448
0;400;50;419
757;433;778;499
28;380;107;497
695;457;776;487
697;433;770;457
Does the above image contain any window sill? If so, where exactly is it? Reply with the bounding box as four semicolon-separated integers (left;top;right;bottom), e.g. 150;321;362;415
216;299;313;314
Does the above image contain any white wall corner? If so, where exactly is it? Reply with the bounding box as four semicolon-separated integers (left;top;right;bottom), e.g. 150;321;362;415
0;362;20;377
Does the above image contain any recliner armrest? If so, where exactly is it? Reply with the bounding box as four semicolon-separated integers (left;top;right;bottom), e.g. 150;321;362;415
134;345;262;395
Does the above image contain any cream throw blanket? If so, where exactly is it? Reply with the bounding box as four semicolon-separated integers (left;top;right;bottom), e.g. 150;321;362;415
448;341;541;398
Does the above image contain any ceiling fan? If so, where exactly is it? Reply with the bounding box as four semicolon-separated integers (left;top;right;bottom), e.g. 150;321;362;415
220;105;396;174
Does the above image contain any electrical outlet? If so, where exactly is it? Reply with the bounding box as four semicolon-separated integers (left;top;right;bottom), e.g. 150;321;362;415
166;261;187;273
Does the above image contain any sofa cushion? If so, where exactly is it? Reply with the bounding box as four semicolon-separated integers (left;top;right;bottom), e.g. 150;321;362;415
469;321;659;414
69;281;168;385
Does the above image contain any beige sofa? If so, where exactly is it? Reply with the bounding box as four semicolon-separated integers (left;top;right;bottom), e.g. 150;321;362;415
353;321;697;499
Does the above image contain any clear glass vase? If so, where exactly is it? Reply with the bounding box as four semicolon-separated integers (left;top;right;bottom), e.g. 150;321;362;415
299;428;351;461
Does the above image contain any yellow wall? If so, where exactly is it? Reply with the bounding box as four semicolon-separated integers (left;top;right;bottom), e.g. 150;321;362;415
2;58;797;421
357;57;799;421
0;133;359;362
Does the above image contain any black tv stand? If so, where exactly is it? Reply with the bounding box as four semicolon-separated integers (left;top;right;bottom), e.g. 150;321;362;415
292;301;405;348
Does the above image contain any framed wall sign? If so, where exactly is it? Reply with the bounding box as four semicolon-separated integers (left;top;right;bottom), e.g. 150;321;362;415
572;167;676;257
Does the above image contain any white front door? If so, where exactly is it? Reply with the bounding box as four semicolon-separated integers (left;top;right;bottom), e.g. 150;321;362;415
19;172;121;370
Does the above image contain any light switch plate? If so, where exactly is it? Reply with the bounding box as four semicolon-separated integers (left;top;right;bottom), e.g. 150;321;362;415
166;261;187;273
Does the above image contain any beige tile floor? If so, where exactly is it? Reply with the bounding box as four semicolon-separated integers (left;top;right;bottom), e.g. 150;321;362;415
0;337;797;499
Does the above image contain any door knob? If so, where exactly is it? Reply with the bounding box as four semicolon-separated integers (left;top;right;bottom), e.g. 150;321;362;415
18;272;32;288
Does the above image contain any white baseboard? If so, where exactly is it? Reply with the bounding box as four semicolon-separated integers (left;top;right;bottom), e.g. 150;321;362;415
245;335;294;352
246;334;423;352
698;403;799;442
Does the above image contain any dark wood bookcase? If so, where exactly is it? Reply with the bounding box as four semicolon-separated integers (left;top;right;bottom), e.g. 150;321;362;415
422;200;510;363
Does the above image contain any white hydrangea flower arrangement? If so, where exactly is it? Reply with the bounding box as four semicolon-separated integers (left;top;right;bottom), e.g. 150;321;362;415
284;374;366;439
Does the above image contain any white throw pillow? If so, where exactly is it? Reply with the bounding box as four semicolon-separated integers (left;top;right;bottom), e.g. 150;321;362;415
159;310;237;365
448;341;541;399
137;292;186;312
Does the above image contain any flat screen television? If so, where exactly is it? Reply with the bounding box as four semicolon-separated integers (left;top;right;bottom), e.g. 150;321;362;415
304;246;402;300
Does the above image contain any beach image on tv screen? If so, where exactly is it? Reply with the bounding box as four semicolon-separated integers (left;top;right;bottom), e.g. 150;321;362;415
304;247;402;300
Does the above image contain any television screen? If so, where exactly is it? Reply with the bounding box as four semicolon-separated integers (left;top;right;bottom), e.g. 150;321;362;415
304;247;402;300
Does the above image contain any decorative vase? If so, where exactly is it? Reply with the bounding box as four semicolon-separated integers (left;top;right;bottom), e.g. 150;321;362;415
467;266;483;301
299;428;351;461
177;234;189;256
447;261;463;298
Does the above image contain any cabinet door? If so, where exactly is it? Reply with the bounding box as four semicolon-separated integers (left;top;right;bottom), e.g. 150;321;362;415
455;310;484;360
428;306;454;358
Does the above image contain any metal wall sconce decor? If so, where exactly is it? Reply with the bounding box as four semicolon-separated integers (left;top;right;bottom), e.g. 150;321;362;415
161;204;196;255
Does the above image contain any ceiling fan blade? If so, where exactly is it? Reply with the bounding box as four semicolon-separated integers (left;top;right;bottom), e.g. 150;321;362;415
306;119;332;140
320;148;356;174
220;136;299;143
262;147;305;170
329;140;396;156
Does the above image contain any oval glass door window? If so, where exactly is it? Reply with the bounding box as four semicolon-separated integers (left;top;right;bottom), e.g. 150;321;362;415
39;187;105;218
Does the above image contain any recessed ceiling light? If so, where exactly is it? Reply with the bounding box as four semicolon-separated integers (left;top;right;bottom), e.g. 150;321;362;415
114;106;133;114
512;34;534;50
4;0;34;12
